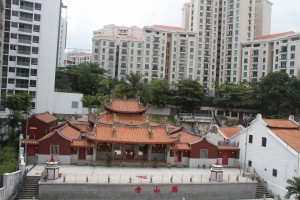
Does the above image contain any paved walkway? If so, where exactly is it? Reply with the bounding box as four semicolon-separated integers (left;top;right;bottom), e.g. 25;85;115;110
27;164;254;184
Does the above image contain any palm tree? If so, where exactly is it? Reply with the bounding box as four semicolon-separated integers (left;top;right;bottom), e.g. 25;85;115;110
125;72;143;98
285;177;300;200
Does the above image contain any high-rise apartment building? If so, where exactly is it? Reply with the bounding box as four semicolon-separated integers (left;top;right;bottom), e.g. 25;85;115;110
0;0;5;67
92;24;198;84
241;32;300;82
0;0;62;115
57;4;67;67
183;0;272;85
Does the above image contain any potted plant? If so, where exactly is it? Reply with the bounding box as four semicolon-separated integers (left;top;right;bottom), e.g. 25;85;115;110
106;153;112;167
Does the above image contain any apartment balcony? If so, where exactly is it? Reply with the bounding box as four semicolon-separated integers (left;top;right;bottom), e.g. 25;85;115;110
17;61;30;66
19;17;33;22
18;50;31;55
19;28;32;33
20;5;34;11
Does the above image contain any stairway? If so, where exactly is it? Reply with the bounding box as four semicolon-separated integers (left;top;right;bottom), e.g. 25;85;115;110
18;176;40;200
256;178;274;199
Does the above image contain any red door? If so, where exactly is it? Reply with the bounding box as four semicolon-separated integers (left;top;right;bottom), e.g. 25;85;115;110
176;151;182;162
78;148;86;160
222;152;228;165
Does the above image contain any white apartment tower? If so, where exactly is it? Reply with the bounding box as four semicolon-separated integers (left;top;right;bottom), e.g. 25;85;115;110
57;4;67;67
0;0;5;67
0;0;62;114
183;0;272;84
241;32;300;82
92;24;198;84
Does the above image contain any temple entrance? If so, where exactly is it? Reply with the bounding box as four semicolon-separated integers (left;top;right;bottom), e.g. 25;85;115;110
125;144;135;159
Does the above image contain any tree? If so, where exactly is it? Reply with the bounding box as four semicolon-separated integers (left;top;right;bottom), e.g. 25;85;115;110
111;82;129;98
55;63;106;95
285;177;300;200
214;82;257;108
2;92;32;143
257;72;300;117
81;93;109;114
125;72;144;97
141;79;170;108
171;79;205;113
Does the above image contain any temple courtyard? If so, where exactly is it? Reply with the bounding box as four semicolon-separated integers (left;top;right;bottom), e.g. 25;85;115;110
27;164;253;184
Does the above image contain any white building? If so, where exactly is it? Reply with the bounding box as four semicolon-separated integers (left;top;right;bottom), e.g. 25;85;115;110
53;92;83;115
57;4;68;67
0;0;62;115
182;0;273;85
69;53;92;65
206;125;244;146
233;114;300;199
241;32;300;82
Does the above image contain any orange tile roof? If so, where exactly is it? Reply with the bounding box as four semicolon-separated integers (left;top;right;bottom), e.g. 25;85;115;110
38;131;55;141
73;53;92;57
104;98;148;114
58;125;81;140
170;143;191;151
219;127;242;139
98;114;147;125
255;31;294;40
263;118;299;129
217;146;240;151
271;128;300;152
152;25;187;31
21;139;39;145
71;140;94;148
172;131;202;144
87;125;178;144
35;113;57;124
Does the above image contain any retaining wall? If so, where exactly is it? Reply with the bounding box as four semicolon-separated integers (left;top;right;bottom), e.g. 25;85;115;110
39;181;257;200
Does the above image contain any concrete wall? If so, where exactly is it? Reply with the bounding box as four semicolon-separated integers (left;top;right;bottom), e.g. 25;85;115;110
2;170;22;200
0;187;5;200
39;182;257;200
53;92;83;115
189;158;217;168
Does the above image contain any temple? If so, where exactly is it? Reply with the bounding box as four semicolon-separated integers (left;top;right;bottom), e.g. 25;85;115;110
22;98;239;167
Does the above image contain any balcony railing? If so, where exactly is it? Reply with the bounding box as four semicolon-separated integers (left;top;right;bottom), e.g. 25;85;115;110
18;39;31;44
18;50;31;55
19;17;33;22
17;61;30;66
20;5;33;11
19;28;32;33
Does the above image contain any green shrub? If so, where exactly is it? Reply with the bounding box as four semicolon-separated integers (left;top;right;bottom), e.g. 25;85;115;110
0;146;18;187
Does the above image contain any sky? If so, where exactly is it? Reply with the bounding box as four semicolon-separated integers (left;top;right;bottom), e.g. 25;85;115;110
62;0;300;50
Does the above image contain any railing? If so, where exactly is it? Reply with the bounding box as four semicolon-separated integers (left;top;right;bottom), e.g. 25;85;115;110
46;173;255;184
18;39;31;44
9;163;37;200
218;141;239;146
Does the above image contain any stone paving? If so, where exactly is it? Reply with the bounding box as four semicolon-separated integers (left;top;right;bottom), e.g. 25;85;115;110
27;164;255;184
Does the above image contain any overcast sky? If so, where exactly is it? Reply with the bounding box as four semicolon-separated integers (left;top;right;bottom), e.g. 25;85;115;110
62;0;300;50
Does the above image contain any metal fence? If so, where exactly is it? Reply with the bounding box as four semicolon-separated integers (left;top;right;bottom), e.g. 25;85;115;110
52;173;256;184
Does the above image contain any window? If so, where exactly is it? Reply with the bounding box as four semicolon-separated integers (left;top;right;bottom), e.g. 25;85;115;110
72;101;78;108
11;22;18;28
34;14;41;21
13;0;19;5
11;33;17;39
8;79;15;84
248;135;253;143
32;47;38;54
50;145;59;155
35;3;41;10
12;10;18;16
30;69;37;76
31;58;38;65
32;36;39;43
248;160;252;167
200;149;208;158
262;137;267;147
9;67;15;72
272;169;277;177
33;25;40;32
29;80;36;87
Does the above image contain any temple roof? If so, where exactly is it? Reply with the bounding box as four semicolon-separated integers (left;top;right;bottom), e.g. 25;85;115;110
87;124;179;144
104;98;148;114
33;112;57;124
